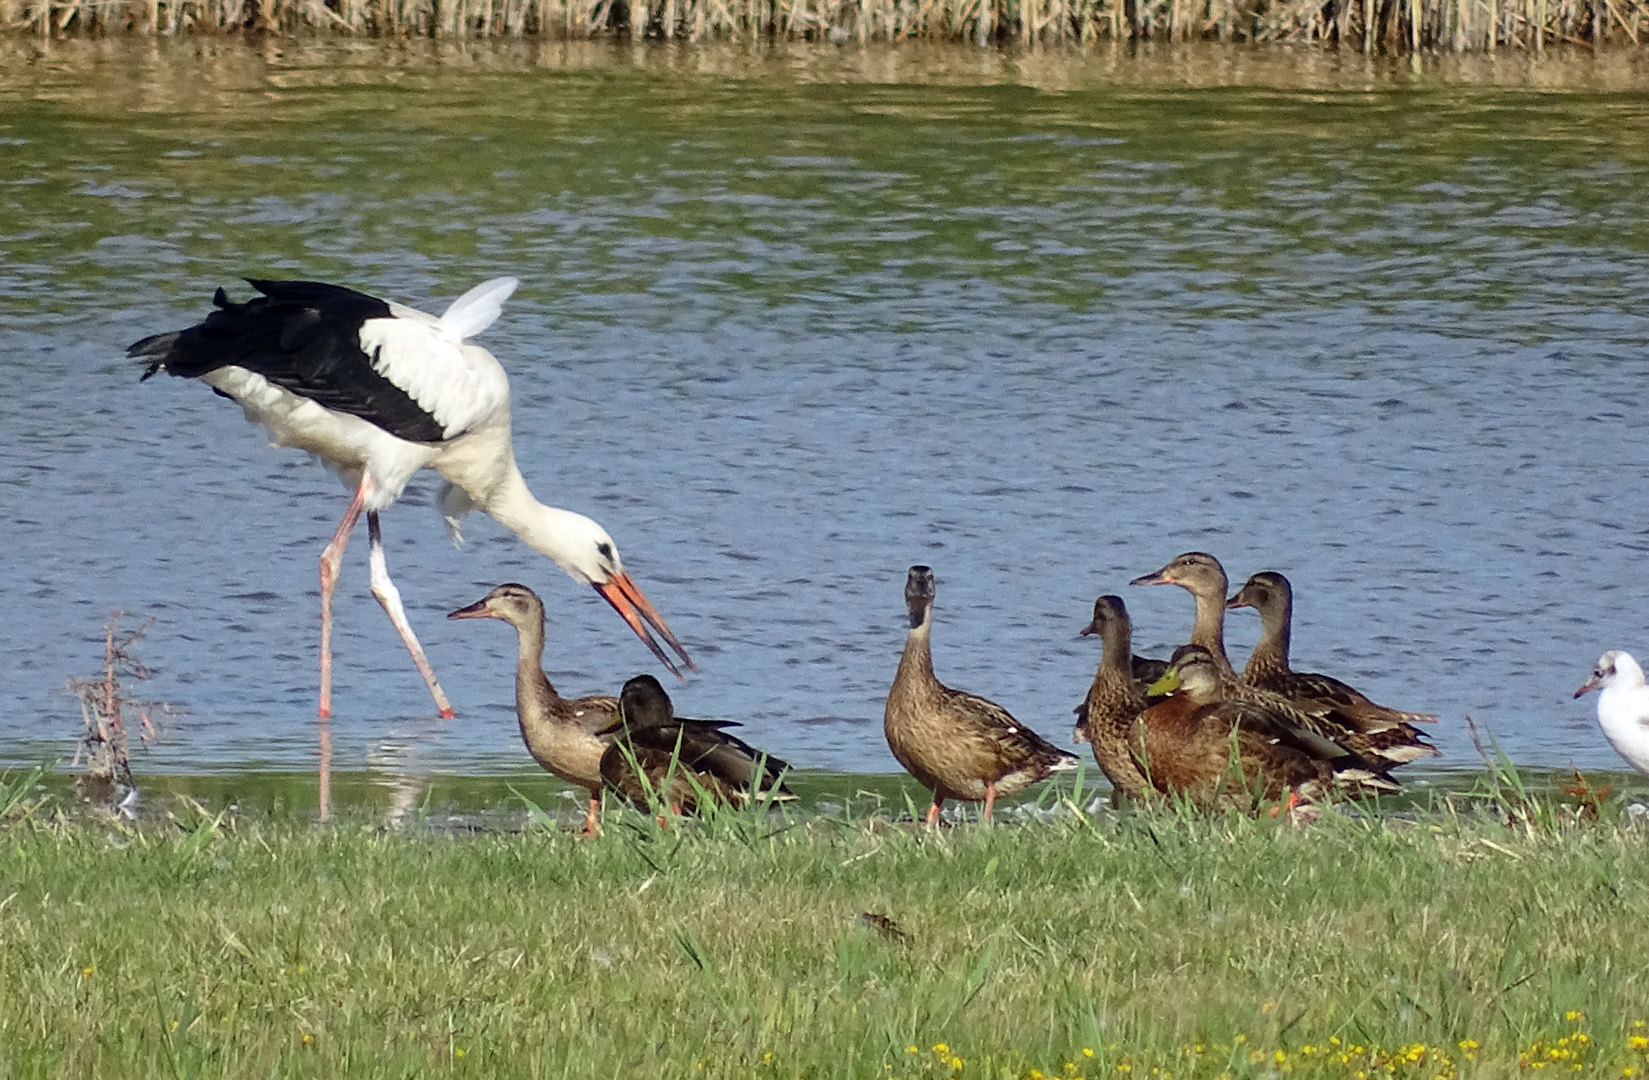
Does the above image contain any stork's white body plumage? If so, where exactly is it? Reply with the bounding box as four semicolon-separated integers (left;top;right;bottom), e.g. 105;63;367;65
133;277;693;720
200;280;512;511
1575;650;1649;777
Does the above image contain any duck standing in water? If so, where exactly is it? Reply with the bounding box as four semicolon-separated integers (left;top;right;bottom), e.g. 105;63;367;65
1131;552;1238;676
884;565;1079;825
448;583;618;835
1575;651;1649;777
1225;571;1438;766
1134;646;1397;810
599;675;793;817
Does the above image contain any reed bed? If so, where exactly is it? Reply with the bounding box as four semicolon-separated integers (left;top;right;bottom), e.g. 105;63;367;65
2;0;1643;54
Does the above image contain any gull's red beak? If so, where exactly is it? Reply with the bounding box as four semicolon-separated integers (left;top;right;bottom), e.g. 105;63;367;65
593;571;696;682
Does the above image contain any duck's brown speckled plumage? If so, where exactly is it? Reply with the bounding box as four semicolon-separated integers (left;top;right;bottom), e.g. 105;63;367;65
449;583;619;834
1073;596;1153;800
598;674;792;816
1131;646;1398;810
885;566;1078;825
1072;595;1169;747
1226;572;1439;766
1131;551;1236;676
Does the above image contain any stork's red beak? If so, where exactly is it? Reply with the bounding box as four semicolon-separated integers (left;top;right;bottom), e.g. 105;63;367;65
594;571;696;681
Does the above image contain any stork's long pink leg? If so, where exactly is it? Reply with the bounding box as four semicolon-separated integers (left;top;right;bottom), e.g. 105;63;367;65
367;511;455;720
318;479;370;719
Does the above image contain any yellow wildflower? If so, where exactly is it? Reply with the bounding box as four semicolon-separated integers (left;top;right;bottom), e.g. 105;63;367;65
1082;1049;1095;1059
454;1049;466;1059
80;966;94;978
1567;1011;1586;1023
933;1044;949;1055
1631;1036;1649;1051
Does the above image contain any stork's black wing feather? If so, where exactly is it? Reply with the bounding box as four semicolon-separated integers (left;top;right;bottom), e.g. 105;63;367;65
129;279;447;443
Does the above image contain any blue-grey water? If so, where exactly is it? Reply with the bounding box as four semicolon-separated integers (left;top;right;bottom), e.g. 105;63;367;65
2;39;1648;780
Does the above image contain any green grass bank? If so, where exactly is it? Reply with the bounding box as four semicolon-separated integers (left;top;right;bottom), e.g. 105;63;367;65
3;773;1649;1079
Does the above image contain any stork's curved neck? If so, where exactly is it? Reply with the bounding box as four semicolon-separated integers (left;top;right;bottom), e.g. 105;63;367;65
474;466;592;582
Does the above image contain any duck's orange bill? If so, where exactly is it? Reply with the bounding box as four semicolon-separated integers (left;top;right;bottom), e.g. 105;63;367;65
447;598;495;620
594;571;696;682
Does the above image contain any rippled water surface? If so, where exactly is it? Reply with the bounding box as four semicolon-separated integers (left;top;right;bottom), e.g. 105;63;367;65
3;38;1649;778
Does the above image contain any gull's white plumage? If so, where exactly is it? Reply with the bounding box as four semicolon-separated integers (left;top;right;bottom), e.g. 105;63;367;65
1575;650;1649;776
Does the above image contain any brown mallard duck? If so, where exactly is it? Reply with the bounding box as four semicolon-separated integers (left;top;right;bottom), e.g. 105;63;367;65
449;583;618;835
1072;595;1154;800
1130;551;1237;676
598;674;793;816
1072;595;1169;746
885;565;1078;825
1132;646;1397;810
1225;571;1439;766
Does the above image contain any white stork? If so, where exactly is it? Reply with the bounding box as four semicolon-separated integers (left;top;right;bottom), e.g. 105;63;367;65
130;276;695;720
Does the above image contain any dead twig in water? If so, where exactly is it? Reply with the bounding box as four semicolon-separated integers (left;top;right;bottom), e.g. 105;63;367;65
66;610;165;810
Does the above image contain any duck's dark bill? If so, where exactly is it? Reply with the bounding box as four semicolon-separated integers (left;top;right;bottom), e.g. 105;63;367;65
447;599;493;620
594;571;697;681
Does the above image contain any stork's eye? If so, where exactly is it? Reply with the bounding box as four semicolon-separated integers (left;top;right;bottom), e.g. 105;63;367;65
597;541;614;561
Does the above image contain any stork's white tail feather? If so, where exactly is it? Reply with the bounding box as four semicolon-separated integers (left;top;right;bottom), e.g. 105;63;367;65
437;481;477;545
438;277;519;341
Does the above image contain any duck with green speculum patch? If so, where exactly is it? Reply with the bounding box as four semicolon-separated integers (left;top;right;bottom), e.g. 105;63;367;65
884;565;1079;826
1130;645;1398;811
